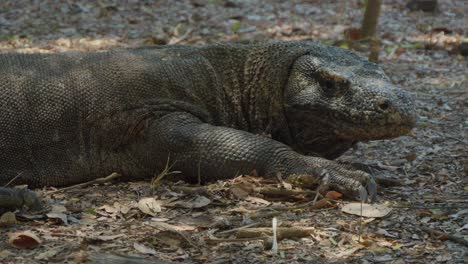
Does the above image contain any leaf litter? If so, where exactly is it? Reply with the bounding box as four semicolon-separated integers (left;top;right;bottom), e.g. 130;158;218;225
0;0;466;263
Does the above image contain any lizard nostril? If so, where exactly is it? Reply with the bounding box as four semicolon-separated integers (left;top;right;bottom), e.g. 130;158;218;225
377;100;391;111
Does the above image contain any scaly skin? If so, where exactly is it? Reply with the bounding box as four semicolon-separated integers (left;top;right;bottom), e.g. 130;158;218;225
0;41;415;211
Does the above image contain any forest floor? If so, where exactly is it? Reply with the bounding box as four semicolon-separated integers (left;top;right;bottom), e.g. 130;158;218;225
0;0;466;263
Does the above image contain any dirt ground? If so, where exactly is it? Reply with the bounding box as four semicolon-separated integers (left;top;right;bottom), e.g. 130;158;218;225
0;0;466;263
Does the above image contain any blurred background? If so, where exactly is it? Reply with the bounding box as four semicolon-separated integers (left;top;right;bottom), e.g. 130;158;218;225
0;0;465;57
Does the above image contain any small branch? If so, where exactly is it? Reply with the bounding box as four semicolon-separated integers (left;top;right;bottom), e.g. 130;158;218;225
88;253;173;264
150;221;199;249
248;199;335;220
421;226;468;247
47;173;121;194
217;222;260;235
254;187;317;198
205;237;265;245
236;227;315;240
4;172;23;187
169;29;193;45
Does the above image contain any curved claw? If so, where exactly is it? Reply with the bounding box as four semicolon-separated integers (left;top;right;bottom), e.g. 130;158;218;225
19;189;44;211
320;169;377;203
359;186;368;202
366;177;378;203
357;174;377;203
0;188;44;212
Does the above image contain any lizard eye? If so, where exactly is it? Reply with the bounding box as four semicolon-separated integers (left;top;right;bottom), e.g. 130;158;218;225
324;80;334;90
321;79;336;97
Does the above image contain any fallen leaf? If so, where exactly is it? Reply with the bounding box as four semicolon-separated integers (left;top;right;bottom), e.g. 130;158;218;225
137;197;163;216
325;191;343;200
376;228;397;238
245;196;271;205
341;203;392;218
95;234;126;241
35;247;62;260
312;198;334;209
0;250;10;258
172;195;211;209
153;231;186;248
392;243;405;250
133;242;156;255
46;213;68;225
51;204;67;213
8;231;42;249
99;204;118;214
0;212;18;226
230;183;253;199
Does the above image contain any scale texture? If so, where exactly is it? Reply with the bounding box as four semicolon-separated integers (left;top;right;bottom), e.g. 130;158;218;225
0;41;416;209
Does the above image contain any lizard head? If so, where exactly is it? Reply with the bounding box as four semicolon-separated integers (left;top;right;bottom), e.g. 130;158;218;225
282;46;416;159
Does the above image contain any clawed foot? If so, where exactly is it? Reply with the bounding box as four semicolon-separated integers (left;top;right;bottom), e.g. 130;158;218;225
286;157;378;203
320;166;377;203
0;188;44;214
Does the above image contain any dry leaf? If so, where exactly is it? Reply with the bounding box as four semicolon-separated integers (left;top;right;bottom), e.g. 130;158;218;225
46;213;68;225
137;197;162;216
245;196;271;205
0;212;18;226
173;196;211;209
341;203;392;218
133;242;156;255
0;250;10;258
325;191;343;200
35;247;62;260
8;231;42;249
230;183;253;199
95;234;126;241
312;198;334;209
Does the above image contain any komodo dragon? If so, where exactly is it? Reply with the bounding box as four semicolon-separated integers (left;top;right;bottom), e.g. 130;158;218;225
0;41;416;211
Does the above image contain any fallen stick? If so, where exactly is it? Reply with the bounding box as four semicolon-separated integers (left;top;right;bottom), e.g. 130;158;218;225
205;237;265;245
421;226;468;247
150;221;199;249
247;198;334;220
217;222;260;235
47;173;121;194
236;227;315;240
254;187;317;198
88;253;174;264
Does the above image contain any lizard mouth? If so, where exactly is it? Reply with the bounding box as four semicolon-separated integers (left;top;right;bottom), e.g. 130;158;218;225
334;110;417;141
285;107;416;159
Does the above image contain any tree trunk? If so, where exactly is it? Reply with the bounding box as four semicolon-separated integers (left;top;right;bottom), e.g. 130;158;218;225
361;0;382;39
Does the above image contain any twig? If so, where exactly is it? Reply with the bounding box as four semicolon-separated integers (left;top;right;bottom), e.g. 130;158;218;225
47;173;121;194
205;237;265;245
4;172;23;187
254;187;317;198
217;222;260;235
421;226;468;247
150;221;199;249
89;253;173;264
151;157;180;192
169;29;193;45
236;227;315;240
